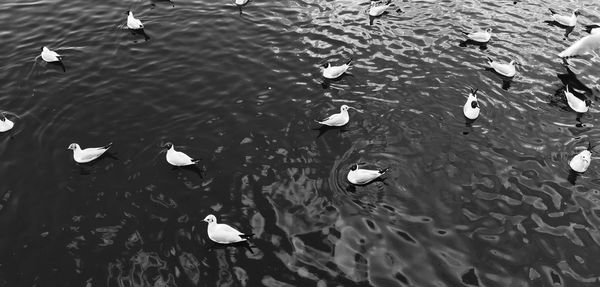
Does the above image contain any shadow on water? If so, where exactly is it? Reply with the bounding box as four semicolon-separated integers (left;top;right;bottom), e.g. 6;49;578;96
46;61;66;73
170;164;204;178
556;66;592;94
485;67;513;90
206;240;254;254
129;28;150;42
567;169;581;185
149;0;174;8
312;125;349;139
463;117;476;135
543;20;575;38
74;152;118;175
459;39;488;50
321;73;353;89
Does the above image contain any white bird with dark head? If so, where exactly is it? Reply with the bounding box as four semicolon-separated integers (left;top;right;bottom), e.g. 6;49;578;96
549;8;580;27
164;143;200;166
317;105;361;127
203;214;253;244
564;85;590;113
68;142;112;163
322;59;352;79
40;46;62;63
463;88;480;120
126;11;144;29
347;163;388;185
462;28;492;43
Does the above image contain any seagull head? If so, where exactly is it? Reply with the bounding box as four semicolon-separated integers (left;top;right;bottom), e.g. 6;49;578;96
471;101;478;108
349;163;358;171
125;10;132;15
485;28;492;33
163;142;174;149
41;46;48;52
341;105;350;112
585;99;592;107
67;143;80;151
574;10;582;16
203;214;217;224
321;62;330;69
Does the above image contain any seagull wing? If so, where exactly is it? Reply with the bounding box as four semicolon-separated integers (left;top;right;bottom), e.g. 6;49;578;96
559;33;600;58
213;224;245;243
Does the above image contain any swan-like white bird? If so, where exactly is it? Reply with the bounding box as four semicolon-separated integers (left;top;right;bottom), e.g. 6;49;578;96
322;59;352;79
68;142;112;163
0;113;14;132
463;28;492;43
317;105;360;126
549;9;580;27
463;88;480;120
369;0;392;17
40;46;62;63
235;0;248;5
570;145;592;173
565;85;590;113
126;11;144;29
487;57;517;77
558;32;600;58
203;214;253;244
165;143;200;166
347;163;388;185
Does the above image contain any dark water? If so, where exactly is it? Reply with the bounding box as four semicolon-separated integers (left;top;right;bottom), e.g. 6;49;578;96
2;0;600;286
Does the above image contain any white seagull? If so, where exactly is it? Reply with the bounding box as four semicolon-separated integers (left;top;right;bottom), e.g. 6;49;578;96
235;0;248;5
40;46;62;63
558;33;600;58
68;142;112;163
203;214;253;244
369;0;392;17
347;163;388;185
126;11;144;29
322;59;352;79
0;113;14;132
549;9;580;27
462;28;492;43
487;57;517;77
164;143;200;166
463;88;480;120
316;105;361;126
564;85;590;113
569;143;593;173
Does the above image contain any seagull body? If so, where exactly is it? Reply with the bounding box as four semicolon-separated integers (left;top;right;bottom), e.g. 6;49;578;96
558;33;600;58
203;214;253;244
317;105;352;126
549;9;580;27
463;89;480;120
570;149;591;173
487;57;517;77
463;28;492;43
322;59;352;79
347;163;388;185
235;0;248;5
68;142;112;163
126;11;144;29
369;0;392;17
165;143;200;166
41;47;61;63
564;85;590;113
0;114;14;132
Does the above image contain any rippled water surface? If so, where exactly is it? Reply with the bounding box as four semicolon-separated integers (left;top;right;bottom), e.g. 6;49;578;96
2;0;600;286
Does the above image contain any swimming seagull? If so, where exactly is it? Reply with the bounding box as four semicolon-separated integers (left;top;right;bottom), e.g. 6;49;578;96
549;9;580;27
203;214;253;244
68;142;112;163
347;163;388;185
487;57;517;77
558;33;600;58
235;0;248;5
316;105;361;126
569;142;594;173
0;113;14;132
164;143;200;166
564;85;590;113
40;46;62;63
322;59;352;79
462;28;492;43
369;0;392;17
126;11;144;29
463;88;480;120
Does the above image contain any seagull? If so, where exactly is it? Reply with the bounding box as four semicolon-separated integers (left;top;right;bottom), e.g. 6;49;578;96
569;143;593;173
40;46;62;63
558;33;600;58
564;85;590;113
369;0;392;17
585;23;600;34
203;214;253;244
68;142;112;163
126;11;144;29
235;0;248;5
549;9;580;27
487;57;517;77
463;88;480;120
316;105;361;126
0;113;14;132
164;143;200;166
347;163;388;185
322;59;352;79
462;28;492;43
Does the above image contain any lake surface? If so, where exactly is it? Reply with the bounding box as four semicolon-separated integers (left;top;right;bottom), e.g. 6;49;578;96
1;0;600;286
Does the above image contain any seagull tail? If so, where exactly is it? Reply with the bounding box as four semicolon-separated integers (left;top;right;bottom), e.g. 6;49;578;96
240;233;254;239
345;58;353;66
379;167;389;174
103;142;113;150
549;8;557;15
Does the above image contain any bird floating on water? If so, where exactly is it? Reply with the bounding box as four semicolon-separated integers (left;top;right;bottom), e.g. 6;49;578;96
164;143;200;166
487;57;517;77
463;88;480;120
68;142;112;163
203;214;253;244
347;163;388;185
0;113;14;132
235;0;248;5
40;46;62;63
317;105;361;126
126;11;144;29
322;59;352;79
549;8;580;27
462;28;492;43
569;143;594;173
369;0;392;17
558;32;600;58
564;85;590;113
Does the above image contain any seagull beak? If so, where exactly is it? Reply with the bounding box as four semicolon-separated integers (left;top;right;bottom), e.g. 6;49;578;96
348;106;364;113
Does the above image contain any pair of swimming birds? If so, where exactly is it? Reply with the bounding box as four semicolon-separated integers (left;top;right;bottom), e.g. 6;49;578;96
68;142;200;166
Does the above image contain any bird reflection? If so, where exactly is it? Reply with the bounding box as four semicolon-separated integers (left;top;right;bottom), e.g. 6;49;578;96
485;67;513;90
46;61;66;72
206;241;254;254
556;66;592;94
171;164;204;178
312;125;349;139
321;73;352;89
130;28;150;42
459;40;488;50
544;20;575;37
463;117;476;135
567;169;580;185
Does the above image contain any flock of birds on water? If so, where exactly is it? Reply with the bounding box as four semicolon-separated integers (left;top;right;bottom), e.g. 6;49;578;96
2;0;600;252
